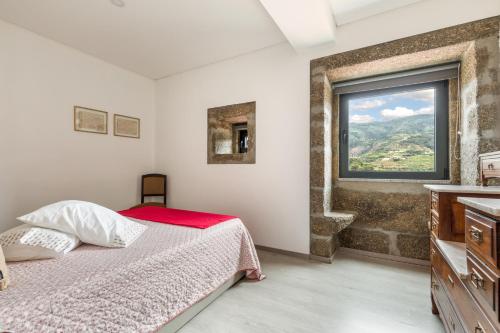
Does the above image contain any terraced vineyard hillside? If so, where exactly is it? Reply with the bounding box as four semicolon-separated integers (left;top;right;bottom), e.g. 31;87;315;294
349;114;435;171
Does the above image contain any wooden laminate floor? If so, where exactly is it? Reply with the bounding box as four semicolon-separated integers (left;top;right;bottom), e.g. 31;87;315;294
178;250;445;333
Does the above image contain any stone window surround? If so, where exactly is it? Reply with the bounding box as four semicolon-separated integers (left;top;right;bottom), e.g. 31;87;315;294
309;16;500;261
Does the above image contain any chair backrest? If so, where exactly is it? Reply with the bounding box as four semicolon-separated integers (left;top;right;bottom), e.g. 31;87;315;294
141;174;167;205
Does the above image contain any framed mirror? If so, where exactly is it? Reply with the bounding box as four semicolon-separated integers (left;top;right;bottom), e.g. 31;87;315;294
207;101;256;164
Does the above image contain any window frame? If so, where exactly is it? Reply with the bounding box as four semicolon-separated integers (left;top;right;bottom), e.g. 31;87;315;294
338;80;449;180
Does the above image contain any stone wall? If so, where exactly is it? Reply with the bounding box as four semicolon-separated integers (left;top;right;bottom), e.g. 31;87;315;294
461;36;500;184
310;16;500;261
334;183;429;259
310;73;336;258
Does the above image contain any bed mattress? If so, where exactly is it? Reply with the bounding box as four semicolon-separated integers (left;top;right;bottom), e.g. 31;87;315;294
0;218;263;332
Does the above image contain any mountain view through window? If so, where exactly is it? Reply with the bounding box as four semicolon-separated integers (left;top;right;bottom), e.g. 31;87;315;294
348;88;436;172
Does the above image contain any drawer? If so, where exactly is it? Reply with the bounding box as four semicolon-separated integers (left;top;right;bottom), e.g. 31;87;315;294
465;209;498;268
465;251;498;323
431;240;444;274
433;242;497;333
432;268;446;308
440;253;461;301
445;268;496;333
431;239;458;290
431;191;440;217
432;269;466;333
431;215;439;238
455;294;496;333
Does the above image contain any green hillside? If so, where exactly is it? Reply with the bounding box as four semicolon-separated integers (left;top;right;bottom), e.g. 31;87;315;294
349;114;435;171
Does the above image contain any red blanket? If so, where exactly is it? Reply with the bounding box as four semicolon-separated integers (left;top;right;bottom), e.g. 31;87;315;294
118;206;237;229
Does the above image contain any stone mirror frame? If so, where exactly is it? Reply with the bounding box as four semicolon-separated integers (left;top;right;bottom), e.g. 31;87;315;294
207;101;256;164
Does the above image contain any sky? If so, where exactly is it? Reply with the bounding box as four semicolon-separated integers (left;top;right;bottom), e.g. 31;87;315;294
348;87;435;124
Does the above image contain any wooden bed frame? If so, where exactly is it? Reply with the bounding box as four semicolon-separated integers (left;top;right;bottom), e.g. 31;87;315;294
159;271;245;332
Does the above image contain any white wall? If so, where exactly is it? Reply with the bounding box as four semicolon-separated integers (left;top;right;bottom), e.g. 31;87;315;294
155;0;500;254
0;20;155;232
155;45;310;253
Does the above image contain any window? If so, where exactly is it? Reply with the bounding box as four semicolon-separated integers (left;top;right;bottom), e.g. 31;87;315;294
336;65;454;180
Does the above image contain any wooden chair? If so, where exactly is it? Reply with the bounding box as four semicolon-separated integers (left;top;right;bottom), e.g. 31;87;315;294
140;174;167;206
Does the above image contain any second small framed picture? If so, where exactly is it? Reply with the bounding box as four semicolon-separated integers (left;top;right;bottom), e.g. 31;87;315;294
114;114;140;139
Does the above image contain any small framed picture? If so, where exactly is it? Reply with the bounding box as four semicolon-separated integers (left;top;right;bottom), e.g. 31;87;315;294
114;114;140;138
74;106;108;134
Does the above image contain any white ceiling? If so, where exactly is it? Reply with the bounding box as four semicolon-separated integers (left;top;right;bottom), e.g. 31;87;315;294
0;0;287;79
330;0;424;26
0;0;425;79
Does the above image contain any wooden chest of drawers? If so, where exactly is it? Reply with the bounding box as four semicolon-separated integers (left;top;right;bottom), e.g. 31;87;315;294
426;186;500;333
427;152;500;332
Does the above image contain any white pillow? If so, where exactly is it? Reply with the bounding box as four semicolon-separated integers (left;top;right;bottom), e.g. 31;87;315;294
0;224;81;262
0;246;10;289
18;200;146;248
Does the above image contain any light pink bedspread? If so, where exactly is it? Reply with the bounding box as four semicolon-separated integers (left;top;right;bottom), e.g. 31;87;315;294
0;218;263;332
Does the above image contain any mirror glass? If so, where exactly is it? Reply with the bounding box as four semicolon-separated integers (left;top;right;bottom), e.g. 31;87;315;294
214;121;248;155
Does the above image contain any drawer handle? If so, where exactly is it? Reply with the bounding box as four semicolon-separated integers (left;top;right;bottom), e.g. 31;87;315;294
431;280;439;290
488;163;494;170
469;226;484;244
471;271;485;289
431;196;438;209
449;316;455;331
448;274;454;287
431;220;438;230
475;321;486;333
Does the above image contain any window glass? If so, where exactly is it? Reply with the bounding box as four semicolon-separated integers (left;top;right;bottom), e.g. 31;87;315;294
348;88;435;172
338;80;449;180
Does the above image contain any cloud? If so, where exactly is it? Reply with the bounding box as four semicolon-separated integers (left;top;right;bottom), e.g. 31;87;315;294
350;98;386;110
416;106;434;114
380;106;434;120
380;106;415;119
350;114;375;123
395;89;434;102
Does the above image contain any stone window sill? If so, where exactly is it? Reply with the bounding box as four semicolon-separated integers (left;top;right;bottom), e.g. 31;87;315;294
337;178;452;184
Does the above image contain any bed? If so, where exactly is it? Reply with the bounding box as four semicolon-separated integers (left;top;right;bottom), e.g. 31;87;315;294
0;216;263;332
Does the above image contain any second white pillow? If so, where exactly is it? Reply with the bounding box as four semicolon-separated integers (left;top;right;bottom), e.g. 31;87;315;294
18;200;147;248
0;224;81;261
